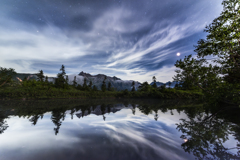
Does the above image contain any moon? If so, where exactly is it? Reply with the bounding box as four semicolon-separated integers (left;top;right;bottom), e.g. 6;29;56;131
176;52;181;56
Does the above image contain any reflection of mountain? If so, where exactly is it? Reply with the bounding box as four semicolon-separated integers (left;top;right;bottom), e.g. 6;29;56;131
75;105;127;118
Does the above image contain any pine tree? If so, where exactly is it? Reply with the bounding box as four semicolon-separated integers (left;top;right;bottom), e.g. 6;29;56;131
101;76;107;92
152;76;157;88
60;65;66;75
168;82;172;88
23;76;27;81
55;65;67;89
131;81;135;92
83;78;87;90
93;85;98;91
72;76;77;87
66;75;69;84
37;70;44;82
88;80;93;89
45;76;48;83
107;82;111;91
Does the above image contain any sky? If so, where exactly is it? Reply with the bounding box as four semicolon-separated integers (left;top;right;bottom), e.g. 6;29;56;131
0;0;223;83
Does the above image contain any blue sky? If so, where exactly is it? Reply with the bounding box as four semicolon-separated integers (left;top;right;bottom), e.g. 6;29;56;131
0;0;223;82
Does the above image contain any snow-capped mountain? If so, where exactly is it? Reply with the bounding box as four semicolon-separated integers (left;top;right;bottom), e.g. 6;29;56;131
68;71;141;91
150;81;178;88
14;72;141;91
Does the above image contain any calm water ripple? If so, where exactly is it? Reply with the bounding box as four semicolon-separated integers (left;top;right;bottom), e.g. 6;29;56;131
0;99;239;160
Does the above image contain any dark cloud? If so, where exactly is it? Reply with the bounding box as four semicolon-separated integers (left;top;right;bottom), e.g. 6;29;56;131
0;0;223;82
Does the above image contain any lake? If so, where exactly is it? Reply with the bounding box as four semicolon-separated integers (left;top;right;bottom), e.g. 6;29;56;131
0;99;239;160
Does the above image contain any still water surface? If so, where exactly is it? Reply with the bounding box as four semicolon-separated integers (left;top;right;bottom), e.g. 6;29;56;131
0;99;239;160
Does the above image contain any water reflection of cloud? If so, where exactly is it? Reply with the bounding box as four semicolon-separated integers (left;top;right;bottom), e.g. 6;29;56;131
86;108;192;159
0;108;195;160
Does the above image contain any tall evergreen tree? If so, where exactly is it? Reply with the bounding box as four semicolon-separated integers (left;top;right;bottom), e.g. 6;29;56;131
55;65;67;89
65;75;69;84
93;85;98;91
131;81;136;92
83;77;88;90
37;70;44;82
23;76;28;82
88;80;93;89
45;76;48;83
152;76;157;88
72;76;77;87
60;64;66;75
101;76;107;92
168;82;172;88
138;81;150;91
107;82;111;91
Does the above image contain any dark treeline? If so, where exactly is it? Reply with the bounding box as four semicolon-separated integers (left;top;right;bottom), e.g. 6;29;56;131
0;65;203;100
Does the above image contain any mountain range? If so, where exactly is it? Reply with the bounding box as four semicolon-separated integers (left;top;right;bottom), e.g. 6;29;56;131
68;71;141;91
150;81;178;88
13;72;176;90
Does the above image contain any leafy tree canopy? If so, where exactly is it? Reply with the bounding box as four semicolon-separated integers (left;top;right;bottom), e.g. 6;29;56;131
173;0;240;105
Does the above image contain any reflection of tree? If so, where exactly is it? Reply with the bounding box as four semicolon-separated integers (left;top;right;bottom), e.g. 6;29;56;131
123;102;129;108
0;112;8;134
101;104;106;121
69;108;75;119
107;105;111;114
131;104;136;115
51;110;66;135
29;114;43;125
138;105;151;115
176;109;240;160
153;109;158;121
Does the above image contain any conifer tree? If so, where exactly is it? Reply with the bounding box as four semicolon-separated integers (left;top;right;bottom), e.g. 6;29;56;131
88;80;93;89
60;65;66;75
131;81;135;92
168;82;172;88
107;82;111;91
83;78;87;90
45;76;48;83
65;75;69;84
152;76;157;88
72;76;77;87
55;65;67;89
23;76;27;81
37;70;44;82
93;85;98;91
101;76;107;92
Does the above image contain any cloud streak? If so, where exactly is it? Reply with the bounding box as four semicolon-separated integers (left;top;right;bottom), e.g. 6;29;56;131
0;0;223;82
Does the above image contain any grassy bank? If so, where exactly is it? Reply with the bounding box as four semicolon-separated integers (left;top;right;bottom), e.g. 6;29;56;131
0;86;203;100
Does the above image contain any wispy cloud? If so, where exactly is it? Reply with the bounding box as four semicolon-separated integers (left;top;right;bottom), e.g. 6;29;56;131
0;0;222;82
